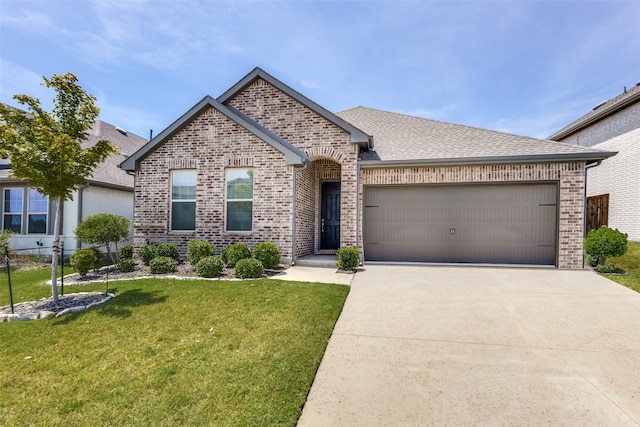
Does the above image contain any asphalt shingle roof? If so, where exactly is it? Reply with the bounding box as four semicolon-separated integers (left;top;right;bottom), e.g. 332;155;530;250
336;107;613;165
549;83;640;140
82;120;147;188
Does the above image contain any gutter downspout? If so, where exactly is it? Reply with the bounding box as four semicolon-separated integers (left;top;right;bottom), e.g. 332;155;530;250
291;160;310;265
583;160;602;268
76;182;91;250
357;159;362;266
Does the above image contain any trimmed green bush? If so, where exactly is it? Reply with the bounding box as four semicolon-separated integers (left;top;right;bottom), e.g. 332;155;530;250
195;256;225;278
70;248;98;276
253;242;280;269
138;244;157;265
149;256;177;274
584;226;628;266
594;263;626;274
187;239;214;265
156;243;180;261
223;243;252;267
119;244;134;260
336;246;360;270
119;258;135;273
234;258;264;279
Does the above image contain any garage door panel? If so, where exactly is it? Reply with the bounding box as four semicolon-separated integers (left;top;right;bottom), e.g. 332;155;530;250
363;184;557;265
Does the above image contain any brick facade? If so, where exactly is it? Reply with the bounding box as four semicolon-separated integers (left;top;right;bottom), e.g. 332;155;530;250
360;162;586;269
134;107;295;260
558;101;640;147
131;73;590;269
226;78;360;255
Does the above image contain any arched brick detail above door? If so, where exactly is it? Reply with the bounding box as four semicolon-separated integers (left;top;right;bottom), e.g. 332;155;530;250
305;146;344;164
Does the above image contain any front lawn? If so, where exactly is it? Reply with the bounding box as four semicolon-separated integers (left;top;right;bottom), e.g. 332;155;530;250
0;270;349;426
601;240;640;293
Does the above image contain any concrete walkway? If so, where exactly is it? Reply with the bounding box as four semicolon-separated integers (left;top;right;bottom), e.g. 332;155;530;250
297;265;640;426
271;265;355;285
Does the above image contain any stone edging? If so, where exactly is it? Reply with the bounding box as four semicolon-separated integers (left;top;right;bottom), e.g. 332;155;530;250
0;293;115;322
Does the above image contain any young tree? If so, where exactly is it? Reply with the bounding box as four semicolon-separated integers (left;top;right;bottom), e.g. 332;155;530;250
0;73;116;301
74;213;131;267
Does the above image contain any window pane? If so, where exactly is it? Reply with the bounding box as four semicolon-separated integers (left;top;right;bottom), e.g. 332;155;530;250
28;189;48;213
227;169;253;200
4;189;22;213
3;214;21;232
227;201;252;231
28;214;47;234
172;170;196;200
171;202;195;231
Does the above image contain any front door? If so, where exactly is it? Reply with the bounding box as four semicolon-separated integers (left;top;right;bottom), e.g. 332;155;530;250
320;182;340;250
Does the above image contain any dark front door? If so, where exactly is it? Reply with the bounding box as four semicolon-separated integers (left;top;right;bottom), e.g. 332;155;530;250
320;182;340;250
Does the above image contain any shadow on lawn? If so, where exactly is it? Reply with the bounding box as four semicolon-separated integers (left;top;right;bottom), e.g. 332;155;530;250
52;288;168;324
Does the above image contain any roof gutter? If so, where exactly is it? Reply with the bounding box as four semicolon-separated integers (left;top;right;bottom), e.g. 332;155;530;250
359;152;617;169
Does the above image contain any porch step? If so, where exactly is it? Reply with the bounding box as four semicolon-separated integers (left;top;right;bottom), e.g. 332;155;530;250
295;254;338;268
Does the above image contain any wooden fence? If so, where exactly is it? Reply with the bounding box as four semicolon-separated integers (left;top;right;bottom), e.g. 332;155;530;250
585;193;609;235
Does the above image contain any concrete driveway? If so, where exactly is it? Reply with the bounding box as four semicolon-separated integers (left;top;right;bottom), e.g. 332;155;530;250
297;266;640;426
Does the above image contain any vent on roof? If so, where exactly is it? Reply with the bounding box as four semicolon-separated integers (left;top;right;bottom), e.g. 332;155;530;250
636;80;640;87
115;126;128;136
592;100;607;111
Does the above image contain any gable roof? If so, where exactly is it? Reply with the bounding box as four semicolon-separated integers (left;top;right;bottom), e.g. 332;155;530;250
337;107;615;168
120;96;309;171
549;82;640;140
217;67;372;148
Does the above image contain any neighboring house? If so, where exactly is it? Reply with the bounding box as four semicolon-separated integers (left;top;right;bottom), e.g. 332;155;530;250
121;68;614;269
0;119;147;255
549;81;640;241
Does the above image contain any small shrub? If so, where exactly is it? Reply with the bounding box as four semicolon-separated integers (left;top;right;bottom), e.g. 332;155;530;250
594;263;626;274
90;247;103;269
138;244;157;265
149;256;177;274
584;226;628;266
585;254;599;268
223;243;252;267
253;242;280;269
187;240;214;265
0;229;13;254
118;258;135;273
119;244;134;260
336;246;360;270
234;258;264;279
195;256;225;278
70;248;98;276
156;243;180;261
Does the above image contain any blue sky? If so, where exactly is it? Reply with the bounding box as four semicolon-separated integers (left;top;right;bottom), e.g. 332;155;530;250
1;0;639;140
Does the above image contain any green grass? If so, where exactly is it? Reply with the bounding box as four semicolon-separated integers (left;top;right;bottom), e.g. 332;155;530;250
0;270;349;426
601;241;640;293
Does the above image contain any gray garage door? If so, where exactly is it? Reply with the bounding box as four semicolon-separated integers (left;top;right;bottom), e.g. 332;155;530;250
363;183;557;265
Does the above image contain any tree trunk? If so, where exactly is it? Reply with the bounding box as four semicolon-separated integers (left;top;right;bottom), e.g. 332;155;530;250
50;196;62;302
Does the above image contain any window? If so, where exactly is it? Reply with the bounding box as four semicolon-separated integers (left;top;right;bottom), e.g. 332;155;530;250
171;170;196;231
226;168;253;232
28;189;48;234
3;188;23;233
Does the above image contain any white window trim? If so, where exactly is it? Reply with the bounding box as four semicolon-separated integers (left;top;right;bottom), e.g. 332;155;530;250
27;188;48;234
170;169;197;232
3;187;24;234
225;168;253;233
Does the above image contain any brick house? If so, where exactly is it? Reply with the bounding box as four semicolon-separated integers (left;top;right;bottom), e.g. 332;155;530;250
121;68;614;269
549;81;640;240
